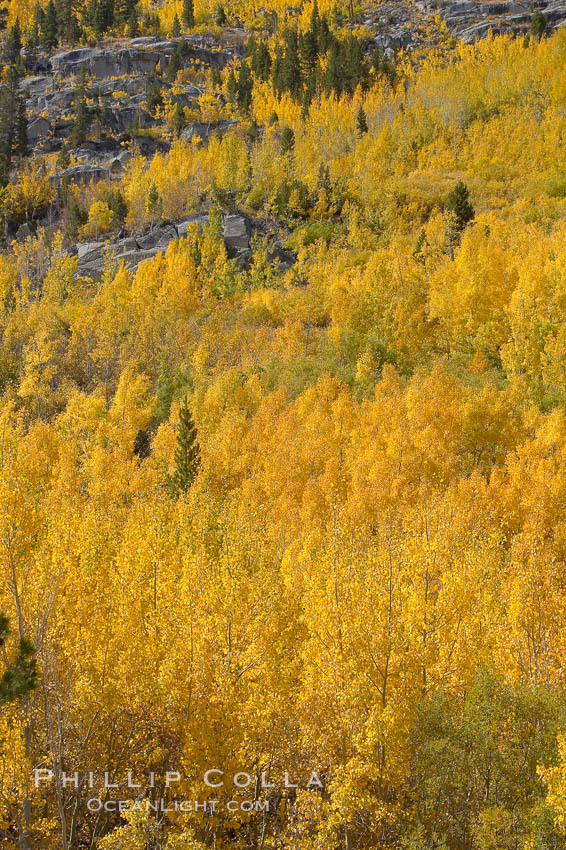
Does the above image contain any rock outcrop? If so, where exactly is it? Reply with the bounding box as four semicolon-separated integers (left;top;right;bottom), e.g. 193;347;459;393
76;214;251;277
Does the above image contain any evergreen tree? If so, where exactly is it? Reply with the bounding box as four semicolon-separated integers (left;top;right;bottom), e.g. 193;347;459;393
41;0;59;48
28;3;45;48
127;6;138;36
316;14;331;52
216;4;226;25
356;104;368;137
0;615;38;706
236;61;253;113
182;0;194;28
57;142;70;169
4;20;21;63
299;28;317;77
281;125;295;154
252;40;271;81
168;397;200;498
109;188;127;224
16;99;27;157
0;67;24;186
530;10;546;38
310;0;320;40
226;69;237;104
146;182;162;225
170;102;185;135
145;69;163;110
56;0;72;44
325;41;341;96
446;181;475;232
281;28;302;99
68;201;88;237
167;47;181;81
171;12;181;36
70;67;91;147
272;46;283;96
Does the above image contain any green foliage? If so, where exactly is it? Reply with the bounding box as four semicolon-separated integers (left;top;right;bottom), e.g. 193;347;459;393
531;10;547;39
356;104;368;137
4;20;22;63
182;0;194;29
108;189;127;225
408;671;566;850
0;614;38;707
70;67;92;147
0;67;28;187
145;69;164;111
446;180;475;232
280;125;295;153
167;397;200;498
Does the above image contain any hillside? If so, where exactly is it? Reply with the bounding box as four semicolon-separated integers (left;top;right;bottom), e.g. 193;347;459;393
2;3;566;850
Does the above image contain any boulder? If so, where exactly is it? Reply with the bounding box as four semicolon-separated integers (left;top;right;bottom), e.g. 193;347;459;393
182;119;239;144
222;214;249;253
28;116;51;143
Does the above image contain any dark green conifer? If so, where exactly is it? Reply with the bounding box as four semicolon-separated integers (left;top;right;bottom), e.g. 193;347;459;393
168;398;200;498
281;125;295;154
446;181;474;232
356;104;368;137
182;0;194;28
0;615;38;706
41;0;59;48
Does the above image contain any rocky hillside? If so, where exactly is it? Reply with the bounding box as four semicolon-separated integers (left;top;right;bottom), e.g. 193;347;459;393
2;0;562;281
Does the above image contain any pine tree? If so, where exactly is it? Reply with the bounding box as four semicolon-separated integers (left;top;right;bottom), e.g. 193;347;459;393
4;20;21;63
216;4;226;25
0;67;24;186
281;28;302;99
236;61;253;113
16;99;27;157
310;0;320;40
356;105;368;137
446;181;474;232
57;142;70;169
28;3;44;48
530;10;546;39
0;614;38;706
109;189;127;224
171;12;181;36
182;0;194;28
168;398;200;498
272;46;284;96
145;69;163;110
41;0;58;48
252;40;271;82
325;41;341;96
171;102;185;135
56;0;72;44
127;6;138;36
281;125;295;154
146;182;162;226
167;45;181;81
226;69;237;104
300;28;317;77
70;67;91;146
